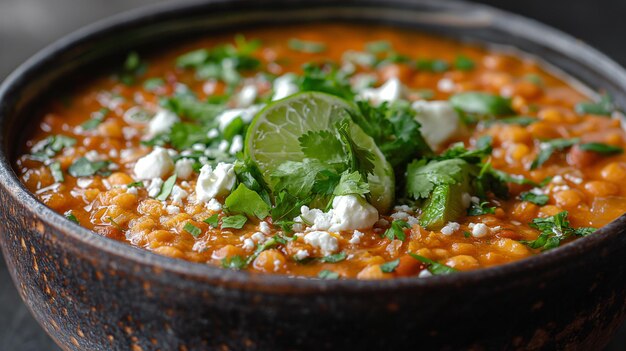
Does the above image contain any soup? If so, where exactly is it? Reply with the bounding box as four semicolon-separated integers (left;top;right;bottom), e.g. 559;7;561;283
15;24;626;279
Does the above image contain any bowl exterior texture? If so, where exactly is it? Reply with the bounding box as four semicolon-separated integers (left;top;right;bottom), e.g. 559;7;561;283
1;1;626;350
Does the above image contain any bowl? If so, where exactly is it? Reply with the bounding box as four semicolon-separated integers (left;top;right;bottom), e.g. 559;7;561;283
2;0;626;350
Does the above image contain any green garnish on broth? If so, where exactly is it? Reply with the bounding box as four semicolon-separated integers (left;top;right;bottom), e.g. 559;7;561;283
522;211;595;251
183;222;202;238
156;174;177;201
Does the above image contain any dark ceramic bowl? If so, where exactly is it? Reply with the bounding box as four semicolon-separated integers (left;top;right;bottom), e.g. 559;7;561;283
2;0;626;350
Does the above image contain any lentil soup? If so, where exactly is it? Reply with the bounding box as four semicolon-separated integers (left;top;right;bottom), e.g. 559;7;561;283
15;24;626;279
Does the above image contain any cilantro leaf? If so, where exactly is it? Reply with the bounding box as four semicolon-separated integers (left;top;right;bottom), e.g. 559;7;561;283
288;38;327;53
522;211;595;250
224;184;270;219
297;63;354;100
467;201;496;216
162;95;224;122
454;55;475;71
68;157;111;177
298;130;345;163
203;214;219;228
409;253;458;275
49;162;64;183
406;158;467;199
520;192;549;206
578;142;623;155
221;214;248;229
318;270;340;280
183;222;202;238
118;51;147;85
450;92;514;124
156;174;177;201
383;220;410;241
531;138;580;170
221;255;247;270
234;160;272;206
482;116;536;127
81;108;109;130
575;93;615;116
337;122;375;178
271;191;310;230
30;135;76;161
333;171;370;197
321;252;347;263
415;59;449;72
380;259;400;273
64;211;79;224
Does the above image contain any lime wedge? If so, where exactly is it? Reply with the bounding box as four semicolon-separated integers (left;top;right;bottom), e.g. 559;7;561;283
245;92;394;212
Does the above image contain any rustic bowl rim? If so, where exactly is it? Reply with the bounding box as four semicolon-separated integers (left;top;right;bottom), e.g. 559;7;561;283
2;0;626;292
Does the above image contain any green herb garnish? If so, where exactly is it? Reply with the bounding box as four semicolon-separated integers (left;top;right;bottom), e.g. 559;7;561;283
49;162;64;183
203;214;220;228
288;38;327;53
409;253;457;275
67;157;111;177
521;211;595;251
531;138;580;170
575;93;615;116
183;222;202;238
383;220;410;241
221;214;248;229
64;211;79;224
321;252;347;263
454;55;475;71
221;255;247;270
156;174;177;201
578;142;623;155
380;259;400;273
318;270;340;280
520;192;549;206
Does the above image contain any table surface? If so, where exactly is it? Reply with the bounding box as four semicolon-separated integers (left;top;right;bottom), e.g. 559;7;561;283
1;0;625;349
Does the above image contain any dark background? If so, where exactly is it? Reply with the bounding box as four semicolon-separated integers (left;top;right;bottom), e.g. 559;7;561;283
0;0;625;349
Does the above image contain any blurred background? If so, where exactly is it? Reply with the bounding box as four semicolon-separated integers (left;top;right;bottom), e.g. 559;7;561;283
0;0;625;349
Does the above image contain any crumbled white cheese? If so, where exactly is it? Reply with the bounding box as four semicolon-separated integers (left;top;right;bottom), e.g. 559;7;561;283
273;259;282;271
294;249;310;261
359;77;404;105
146;178;163;198
469;223;490;238
259;221;271;235
437;78;455;92
251;232;266;243
440;222;460;236
126;186;138;195
407;216;420;227
76;178;93;189
236;84;258;107
393;205;412;213
171;185;188;205
217;105;264;131
242;238;255;251
84;150;102;162
148;109;179;136
412;100;462;150
349;230;365;244
175;159;194;180
304;231;339;255
297;206;334;231
328;195;378;232
272;74;299;100
207;128;219;139
165;205;180;215
195;163;236;202
206;198;222;211
391;211;410;220
418;270;433;278
133;147;174;180
229;135;243;155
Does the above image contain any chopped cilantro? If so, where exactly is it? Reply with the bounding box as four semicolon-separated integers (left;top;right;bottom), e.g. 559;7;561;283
409;253;457;275
30;135;76;161
333;171;370;197
67;157;111;177
49;162;64;183
143;77;165;92
522;211;595;251
337;122;375;179
450;92;514;124
575;93;615;116
64;211;79;224
520;192;549;206
203;214;220;228
380;259;400;273
81;108;109;130
156;174;177;201
118;51;147;85
383;220;410;241
321;252;347;263
415;59;449;72
365;41;392;53
482;116;536;127
221;255;247;270
454;55;475;71
531;138;580;170
578;142;623;155
183;222;202;238
288;38;327;53
127;181;144;188
296;63;354;100
221;214;248;229
162;95;224;122
318;270;340;280
224;184;270;219
467;201;496;216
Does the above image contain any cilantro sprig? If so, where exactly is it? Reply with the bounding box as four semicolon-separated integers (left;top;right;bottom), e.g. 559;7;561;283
521;211;595;251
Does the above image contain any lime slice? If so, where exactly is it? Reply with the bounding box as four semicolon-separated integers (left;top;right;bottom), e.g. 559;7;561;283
245;92;394;212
